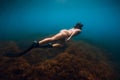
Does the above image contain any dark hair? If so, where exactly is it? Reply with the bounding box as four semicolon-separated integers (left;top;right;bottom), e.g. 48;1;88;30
74;22;83;29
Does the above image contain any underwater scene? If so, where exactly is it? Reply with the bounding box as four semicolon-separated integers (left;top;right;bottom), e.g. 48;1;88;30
0;0;120;80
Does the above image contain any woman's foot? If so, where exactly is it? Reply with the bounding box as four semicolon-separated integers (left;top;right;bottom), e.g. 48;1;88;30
32;40;40;48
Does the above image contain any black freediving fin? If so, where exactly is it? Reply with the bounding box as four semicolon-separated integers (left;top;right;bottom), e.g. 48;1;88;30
4;41;53;57
18;42;53;56
17;41;40;56
4;41;39;57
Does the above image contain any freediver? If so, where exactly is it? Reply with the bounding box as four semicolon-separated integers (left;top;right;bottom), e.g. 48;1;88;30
5;22;83;57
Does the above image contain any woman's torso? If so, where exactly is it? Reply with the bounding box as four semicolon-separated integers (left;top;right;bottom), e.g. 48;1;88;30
60;28;78;36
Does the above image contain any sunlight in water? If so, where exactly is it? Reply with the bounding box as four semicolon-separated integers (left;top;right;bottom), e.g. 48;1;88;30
56;0;67;4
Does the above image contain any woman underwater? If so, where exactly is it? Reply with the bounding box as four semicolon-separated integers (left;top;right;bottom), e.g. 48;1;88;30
5;22;83;57
38;22;83;48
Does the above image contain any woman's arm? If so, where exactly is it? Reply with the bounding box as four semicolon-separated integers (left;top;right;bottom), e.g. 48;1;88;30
66;31;75;41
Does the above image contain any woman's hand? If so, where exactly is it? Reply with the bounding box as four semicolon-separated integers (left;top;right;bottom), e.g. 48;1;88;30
65;37;71;42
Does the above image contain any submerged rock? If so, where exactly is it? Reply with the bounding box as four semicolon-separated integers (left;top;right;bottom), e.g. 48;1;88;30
0;41;116;80
0;41;20;56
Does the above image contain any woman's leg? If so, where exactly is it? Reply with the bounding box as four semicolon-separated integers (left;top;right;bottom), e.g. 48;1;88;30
39;37;54;45
52;43;63;48
39;32;66;45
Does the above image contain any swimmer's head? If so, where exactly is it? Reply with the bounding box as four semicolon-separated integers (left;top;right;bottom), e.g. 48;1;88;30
74;22;83;29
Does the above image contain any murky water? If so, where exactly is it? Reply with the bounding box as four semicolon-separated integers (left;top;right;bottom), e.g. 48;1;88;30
0;0;120;79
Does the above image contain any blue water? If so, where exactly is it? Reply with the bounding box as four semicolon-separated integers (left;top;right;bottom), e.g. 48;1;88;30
0;0;120;62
